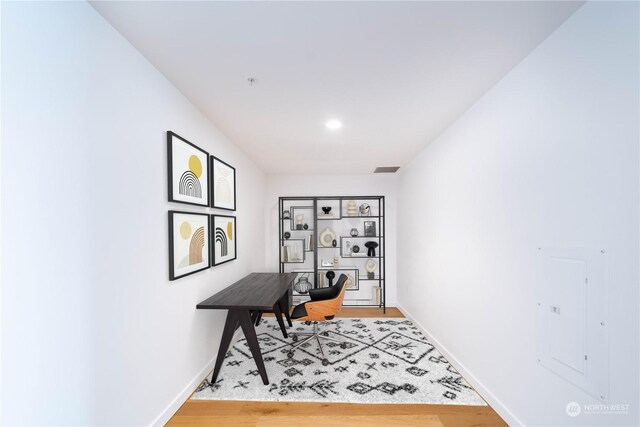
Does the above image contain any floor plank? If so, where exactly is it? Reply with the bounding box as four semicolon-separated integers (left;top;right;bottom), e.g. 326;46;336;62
166;307;507;427
256;414;444;427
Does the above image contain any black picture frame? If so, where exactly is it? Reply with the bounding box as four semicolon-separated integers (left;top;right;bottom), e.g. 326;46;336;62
167;131;210;207
211;214;237;266
210;156;237;211
168;210;211;281
364;221;377;237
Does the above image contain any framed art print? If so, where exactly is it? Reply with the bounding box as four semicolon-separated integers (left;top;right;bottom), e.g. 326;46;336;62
364;221;377;237
210;156;236;211
168;211;210;280
167;131;209;207
211;214;237;266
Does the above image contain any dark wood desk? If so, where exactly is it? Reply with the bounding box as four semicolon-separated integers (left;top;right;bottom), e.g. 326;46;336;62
196;272;298;385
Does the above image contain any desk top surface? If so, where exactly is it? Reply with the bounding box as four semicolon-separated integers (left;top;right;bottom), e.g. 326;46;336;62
196;272;298;310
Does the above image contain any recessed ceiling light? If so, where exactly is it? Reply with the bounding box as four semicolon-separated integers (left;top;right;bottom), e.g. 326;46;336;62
325;120;342;130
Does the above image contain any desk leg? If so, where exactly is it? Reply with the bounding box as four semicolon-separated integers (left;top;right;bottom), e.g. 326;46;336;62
254;311;263;326
272;303;288;338
238;310;269;385
279;296;293;327
211;309;239;383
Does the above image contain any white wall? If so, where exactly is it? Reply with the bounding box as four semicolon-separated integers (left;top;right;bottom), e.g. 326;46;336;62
1;2;266;426
265;175;398;305
397;2;639;426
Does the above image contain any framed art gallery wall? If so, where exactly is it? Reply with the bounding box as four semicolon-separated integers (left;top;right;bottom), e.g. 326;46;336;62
2;3;268;426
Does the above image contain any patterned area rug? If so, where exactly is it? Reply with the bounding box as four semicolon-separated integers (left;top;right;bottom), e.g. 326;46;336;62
193;317;486;405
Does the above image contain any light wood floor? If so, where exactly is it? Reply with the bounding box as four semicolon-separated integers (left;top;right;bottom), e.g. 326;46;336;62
167;307;507;427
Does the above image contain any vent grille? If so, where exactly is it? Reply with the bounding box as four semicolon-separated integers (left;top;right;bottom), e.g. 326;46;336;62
373;166;400;173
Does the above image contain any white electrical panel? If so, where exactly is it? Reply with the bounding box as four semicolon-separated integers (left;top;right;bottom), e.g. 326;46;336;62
536;247;608;401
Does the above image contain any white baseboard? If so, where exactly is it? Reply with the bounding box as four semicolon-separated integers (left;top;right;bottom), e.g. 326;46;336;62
151;329;244;426
396;304;524;427
150;354;216;426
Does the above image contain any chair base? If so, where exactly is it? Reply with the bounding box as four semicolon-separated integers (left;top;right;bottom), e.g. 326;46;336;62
287;322;347;366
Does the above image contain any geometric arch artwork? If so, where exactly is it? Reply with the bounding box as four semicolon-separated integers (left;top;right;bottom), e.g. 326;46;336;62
168;131;209;207
169;210;211;280
215;227;228;257
210;156;236;211
211;214;236;266
180;170;202;199
189;226;206;264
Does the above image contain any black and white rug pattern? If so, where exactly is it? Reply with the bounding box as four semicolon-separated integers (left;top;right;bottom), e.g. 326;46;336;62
193;318;486;405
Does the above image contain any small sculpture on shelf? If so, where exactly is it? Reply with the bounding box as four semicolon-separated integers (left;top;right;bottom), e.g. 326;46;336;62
333;256;339;267
373;286;381;305
346;241;352;255
359;203;371;216
283;210;291;219
320;227;336;247
284;232;291;240
303;223;309;230
365;241;378;257
346;200;357;216
350;228;359;237
295;214;304;230
321;206;332;215
365;259;377;279
352;244;360;253
332;239;337;247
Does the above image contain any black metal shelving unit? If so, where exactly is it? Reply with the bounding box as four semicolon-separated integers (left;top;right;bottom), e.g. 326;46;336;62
278;196;385;312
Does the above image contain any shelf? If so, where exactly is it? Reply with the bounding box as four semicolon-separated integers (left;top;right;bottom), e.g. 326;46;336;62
341;255;385;258
279;195;385;311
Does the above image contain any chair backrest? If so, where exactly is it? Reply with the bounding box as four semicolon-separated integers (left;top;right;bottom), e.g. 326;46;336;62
305;274;349;321
331;274;348;298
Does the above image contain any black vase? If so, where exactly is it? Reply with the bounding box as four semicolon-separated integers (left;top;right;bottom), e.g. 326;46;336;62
365;241;378;257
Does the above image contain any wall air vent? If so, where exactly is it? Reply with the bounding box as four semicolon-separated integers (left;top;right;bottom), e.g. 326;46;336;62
373;166;400;173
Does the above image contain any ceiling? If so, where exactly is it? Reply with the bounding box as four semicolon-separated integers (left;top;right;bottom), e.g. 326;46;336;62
91;1;582;174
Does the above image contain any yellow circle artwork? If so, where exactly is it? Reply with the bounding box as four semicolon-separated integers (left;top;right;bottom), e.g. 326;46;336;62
180;222;192;239
189;155;203;178
227;222;233;240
